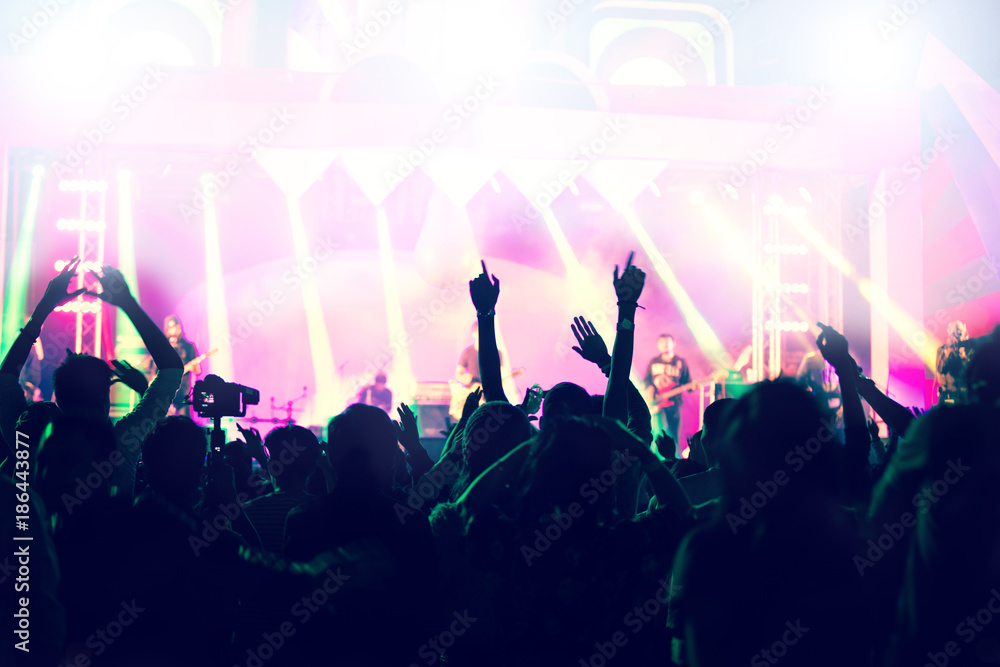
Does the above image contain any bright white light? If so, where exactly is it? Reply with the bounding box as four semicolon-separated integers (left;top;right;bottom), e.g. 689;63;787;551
35;24;109;91
690;190;705;205
32;165;45;177
430;3;530;76
54;259;102;272
764;321;810;333
59;180;106;192
829;14;904;88
568;181;579;196
109;31;195;67
649;183;662;198
56;218;106;232
798;187;812;203
490;176;501;193
609;58;687;87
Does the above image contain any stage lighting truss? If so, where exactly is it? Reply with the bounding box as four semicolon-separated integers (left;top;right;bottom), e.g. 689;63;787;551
56;218;106;232
57;179;108;357
752;182;844;380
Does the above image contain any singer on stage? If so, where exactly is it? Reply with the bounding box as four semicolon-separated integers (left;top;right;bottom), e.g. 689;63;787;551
936;320;973;404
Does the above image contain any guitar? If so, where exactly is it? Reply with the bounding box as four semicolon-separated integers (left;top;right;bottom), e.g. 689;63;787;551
183;348;218;375
649;369;727;414
449;368;525;420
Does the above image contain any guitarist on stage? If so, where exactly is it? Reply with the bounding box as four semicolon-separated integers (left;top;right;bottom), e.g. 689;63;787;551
163;315;201;416
643;333;690;451
455;321;503;390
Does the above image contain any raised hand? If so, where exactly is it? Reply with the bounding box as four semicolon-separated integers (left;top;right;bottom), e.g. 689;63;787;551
37;256;86;314
110;359;149;396
469;260;500;314
613;251;645;304
519;384;543;418
393;403;421;451
235;423;267;463
461;387;483;422
86;265;135;309
654;431;677;461
816;322;854;370
571;316;611;367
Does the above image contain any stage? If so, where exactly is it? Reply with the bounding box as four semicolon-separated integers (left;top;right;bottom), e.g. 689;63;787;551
1;1;998;442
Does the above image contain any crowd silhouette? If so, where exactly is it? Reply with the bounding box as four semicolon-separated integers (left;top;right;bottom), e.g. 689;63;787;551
1;253;999;667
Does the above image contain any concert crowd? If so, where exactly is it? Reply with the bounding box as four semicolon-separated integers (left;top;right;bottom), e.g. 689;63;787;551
1;255;999;667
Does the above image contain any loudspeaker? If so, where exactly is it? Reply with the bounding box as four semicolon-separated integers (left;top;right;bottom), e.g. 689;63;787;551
413;403;451;438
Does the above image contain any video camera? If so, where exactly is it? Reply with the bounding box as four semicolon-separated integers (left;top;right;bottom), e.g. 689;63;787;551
192;374;260;419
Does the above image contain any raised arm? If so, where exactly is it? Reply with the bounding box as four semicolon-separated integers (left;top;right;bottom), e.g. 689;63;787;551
0;259;85;452
469;260;506;403
571;316;652;443
89;266;182;497
1;258;85;377
393;403;433;482
89;266;182;371
855;374;916;437
816;323;870;500
603;252;645;422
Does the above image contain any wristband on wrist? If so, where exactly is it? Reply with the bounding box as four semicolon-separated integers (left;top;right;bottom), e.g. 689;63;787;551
476;309;495;317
